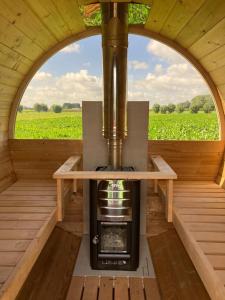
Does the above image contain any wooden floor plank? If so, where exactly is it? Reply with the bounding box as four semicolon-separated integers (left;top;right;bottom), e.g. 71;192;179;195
82;276;99;300
66;276;84;300
144;278;161;300
129;277;145;300
16;228;81;300
114;277;129;300
98;277;113;300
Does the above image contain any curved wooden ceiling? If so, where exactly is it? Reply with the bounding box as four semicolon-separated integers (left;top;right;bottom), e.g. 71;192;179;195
0;0;225;141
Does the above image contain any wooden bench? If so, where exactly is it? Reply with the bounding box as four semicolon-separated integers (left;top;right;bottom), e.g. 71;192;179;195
151;155;177;222
171;181;225;300
54;156;81;221
0;179;58;300
54;155;177;222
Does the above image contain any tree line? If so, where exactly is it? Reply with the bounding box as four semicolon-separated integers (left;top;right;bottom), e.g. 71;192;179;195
152;95;215;114
18;102;81;113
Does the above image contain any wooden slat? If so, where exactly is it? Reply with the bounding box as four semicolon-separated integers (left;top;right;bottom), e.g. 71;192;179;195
178;208;225;215
193;232;225;243
0;240;30;252
82;276;99;300
129;277;145;300
0;220;43;229
0;252;23;267
145;0;177;32
114;277;129;300
0;267;13;284
98;277;113;300
176;0;225;48
189;17;225;59
160;0;205;40
0;229;37;240
66;276;84;300
207;255;225;270
173;180;225;299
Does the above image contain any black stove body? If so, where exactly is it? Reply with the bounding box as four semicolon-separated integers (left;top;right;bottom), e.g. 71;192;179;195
90;167;140;271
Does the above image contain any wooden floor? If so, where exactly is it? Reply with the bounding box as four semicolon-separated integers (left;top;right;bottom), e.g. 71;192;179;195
67;276;160;300
173;181;225;300
0;179;57;300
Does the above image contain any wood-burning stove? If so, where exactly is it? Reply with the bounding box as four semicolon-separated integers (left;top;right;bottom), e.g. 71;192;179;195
90;167;140;270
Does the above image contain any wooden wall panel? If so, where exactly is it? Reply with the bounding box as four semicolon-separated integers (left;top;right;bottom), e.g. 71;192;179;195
149;140;224;181
0;142;16;192
9;139;224;182
9;140;82;179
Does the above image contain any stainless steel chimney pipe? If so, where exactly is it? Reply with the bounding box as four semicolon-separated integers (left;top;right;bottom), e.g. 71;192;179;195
101;3;128;170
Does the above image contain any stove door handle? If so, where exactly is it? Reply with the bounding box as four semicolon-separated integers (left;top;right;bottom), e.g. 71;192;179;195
92;235;100;245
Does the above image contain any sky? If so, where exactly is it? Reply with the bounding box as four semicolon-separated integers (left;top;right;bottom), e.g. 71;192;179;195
21;34;210;107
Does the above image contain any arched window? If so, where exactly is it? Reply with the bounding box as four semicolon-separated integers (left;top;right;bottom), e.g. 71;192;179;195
15;34;219;140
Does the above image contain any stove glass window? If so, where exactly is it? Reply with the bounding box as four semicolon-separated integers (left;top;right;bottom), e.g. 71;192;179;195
100;223;128;253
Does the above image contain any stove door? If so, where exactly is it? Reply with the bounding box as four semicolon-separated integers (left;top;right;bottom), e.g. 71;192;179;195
98;222;131;254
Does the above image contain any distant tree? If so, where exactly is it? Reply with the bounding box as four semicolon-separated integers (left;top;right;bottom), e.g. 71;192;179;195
18;105;23;112
190;94;215;111
181;100;191;110
167;103;176;113
51;104;62;113
33;103;48;112
34;103;42;112
190;104;199;114
41;104;48;112
62;102;81;110
152;103;160;113
160;105;168;114
203;103;213;113
176;103;185;113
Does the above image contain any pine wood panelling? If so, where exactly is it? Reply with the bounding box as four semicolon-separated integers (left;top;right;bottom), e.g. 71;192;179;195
189;17;225;59
0;0;57;51
9;139;224;181
9;139;82;179
0;43;31;74
200;44;225;72
176;0;225;48
159;0;205;40
145;0;177;33
25;0;85;41
149;140;224;181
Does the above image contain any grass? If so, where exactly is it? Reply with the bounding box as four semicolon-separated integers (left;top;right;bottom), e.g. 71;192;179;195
15;110;219;140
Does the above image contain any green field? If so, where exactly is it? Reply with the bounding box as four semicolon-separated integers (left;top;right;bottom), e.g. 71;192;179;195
15;111;219;140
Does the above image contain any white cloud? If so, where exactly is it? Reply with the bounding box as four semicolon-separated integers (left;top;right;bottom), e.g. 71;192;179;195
128;63;209;104
22;70;102;107
147;40;186;64
33;72;52;81
60;43;80;53
129;60;148;70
